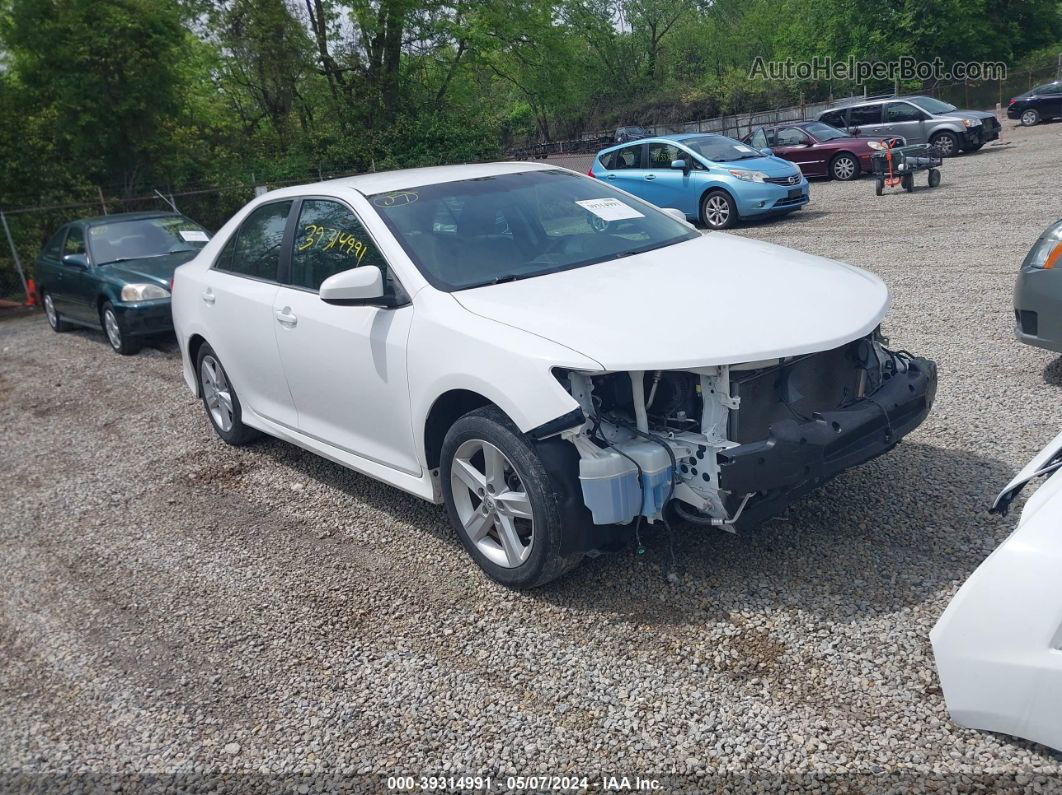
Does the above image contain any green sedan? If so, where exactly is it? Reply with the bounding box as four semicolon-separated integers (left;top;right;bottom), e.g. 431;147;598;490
36;211;210;354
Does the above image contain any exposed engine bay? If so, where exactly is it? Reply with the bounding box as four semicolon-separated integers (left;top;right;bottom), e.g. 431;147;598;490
556;330;936;531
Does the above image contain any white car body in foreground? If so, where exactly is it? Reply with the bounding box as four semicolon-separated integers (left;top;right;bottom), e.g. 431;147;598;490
172;161;936;587
931;431;1062;752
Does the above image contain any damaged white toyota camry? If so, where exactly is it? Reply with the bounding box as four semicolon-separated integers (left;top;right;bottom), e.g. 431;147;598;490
172;162;937;588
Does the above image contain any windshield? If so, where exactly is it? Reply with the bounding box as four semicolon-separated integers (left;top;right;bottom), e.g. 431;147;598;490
907;96;957;115
89;216;210;265
369;170;698;291
682;135;763;162
803;121;848;140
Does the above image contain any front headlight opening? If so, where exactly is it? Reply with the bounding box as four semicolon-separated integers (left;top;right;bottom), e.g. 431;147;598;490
121;283;171;301
1024;227;1062;270
729;169;766;183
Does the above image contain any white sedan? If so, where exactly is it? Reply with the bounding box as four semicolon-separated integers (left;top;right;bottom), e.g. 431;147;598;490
932;431;1062;752
172;162;936;588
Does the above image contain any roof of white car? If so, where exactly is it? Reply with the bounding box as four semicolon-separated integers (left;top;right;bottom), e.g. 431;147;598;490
312;161;559;196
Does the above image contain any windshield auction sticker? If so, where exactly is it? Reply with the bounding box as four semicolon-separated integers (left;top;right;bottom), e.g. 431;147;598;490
576;198;644;222
179;230;210;242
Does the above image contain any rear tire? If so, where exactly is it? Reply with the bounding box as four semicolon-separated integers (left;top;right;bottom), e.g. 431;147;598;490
1021;108;1040;127
196;343;259;446
930;131;960;157
928;168;941;188
441;406;581;589
830;153;860;181
875;179;884;196
42;292;69;332
902;173;914;193
101;301;141;355
699;190;737;230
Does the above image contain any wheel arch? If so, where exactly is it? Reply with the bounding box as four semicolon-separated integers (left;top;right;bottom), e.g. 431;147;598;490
423;389;498;471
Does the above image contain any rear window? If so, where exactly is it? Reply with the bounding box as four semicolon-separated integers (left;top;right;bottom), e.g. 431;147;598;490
819;109;846;127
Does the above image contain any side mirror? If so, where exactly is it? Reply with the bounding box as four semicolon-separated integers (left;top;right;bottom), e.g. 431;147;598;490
760;147;774;157
319;266;384;305
660;207;688;224
61;253;88;269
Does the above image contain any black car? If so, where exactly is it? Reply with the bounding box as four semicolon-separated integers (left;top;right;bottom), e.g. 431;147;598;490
614;126;650;143
1007;81;1062;126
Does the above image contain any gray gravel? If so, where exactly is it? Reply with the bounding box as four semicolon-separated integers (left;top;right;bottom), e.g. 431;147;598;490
3;121;1062;791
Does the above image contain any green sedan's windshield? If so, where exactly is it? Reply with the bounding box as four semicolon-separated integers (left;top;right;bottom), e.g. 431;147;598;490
89;216;210;265
369;169;698;291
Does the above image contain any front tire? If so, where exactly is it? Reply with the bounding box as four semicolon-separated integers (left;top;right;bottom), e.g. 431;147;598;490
699;190;737;230
101;301;141;355
42;292;69;332
930;131;960;157
196;343;259;446
441;406;581;589
830;153;860;181
1021;108;1040;127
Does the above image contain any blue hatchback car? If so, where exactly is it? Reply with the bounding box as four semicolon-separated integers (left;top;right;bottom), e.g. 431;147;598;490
589;134;809;229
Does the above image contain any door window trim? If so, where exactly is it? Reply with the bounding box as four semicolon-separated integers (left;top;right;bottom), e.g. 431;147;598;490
278;195;410;305
211;199;295;285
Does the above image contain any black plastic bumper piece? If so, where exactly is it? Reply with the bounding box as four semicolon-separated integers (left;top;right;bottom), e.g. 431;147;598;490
718;356;937;528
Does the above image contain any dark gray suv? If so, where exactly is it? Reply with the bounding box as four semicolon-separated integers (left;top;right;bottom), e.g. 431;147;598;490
818;95;999;156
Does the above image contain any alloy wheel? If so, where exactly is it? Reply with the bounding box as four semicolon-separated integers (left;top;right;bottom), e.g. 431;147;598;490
1021;110;1039;126
703;195;730;228
103;309;122;350
833;156;856;180
44;294;57;328
449;438;534;568
200;354;234;433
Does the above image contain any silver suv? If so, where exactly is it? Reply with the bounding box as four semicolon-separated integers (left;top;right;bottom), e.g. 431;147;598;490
818;95;999;157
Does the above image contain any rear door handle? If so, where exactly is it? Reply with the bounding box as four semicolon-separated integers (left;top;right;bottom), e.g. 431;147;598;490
644;174;656;180
275;308;297;327
202;289;215;306
605;174;616;179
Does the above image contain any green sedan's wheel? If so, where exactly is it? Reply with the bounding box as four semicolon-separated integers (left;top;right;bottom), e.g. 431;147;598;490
101;301;141;356
42;292;69;332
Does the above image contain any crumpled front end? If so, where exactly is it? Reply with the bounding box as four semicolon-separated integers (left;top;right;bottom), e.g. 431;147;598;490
553;330;936;535
931;435;1062;753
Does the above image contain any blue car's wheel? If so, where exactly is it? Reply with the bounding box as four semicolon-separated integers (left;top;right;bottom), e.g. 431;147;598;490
700;190;736;230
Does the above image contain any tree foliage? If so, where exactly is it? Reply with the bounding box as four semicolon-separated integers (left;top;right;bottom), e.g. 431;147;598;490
0;0;1059;211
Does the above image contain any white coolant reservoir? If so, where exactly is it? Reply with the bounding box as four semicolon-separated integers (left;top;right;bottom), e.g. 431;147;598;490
578;439;675;525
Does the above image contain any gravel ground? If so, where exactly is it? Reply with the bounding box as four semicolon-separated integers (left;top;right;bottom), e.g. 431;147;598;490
3;121;1062;792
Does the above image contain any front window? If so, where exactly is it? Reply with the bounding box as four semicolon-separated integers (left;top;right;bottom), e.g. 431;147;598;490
681;135;764;162
802;122;847;141
369;170;698;291
907;96;957;114
775;128;810;146
89;215;210;266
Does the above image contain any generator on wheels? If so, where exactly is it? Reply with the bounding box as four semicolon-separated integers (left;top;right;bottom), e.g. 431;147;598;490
870;140;943;195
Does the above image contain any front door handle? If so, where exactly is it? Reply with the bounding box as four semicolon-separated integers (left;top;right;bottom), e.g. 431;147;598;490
644;174;656;180
275;308;298;327
605;174;616;179
202;289;215;306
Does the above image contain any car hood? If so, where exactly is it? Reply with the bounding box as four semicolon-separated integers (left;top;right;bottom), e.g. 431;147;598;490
713;155;800;177
101;251;198;287
942;109;996;123
452;232;890;371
